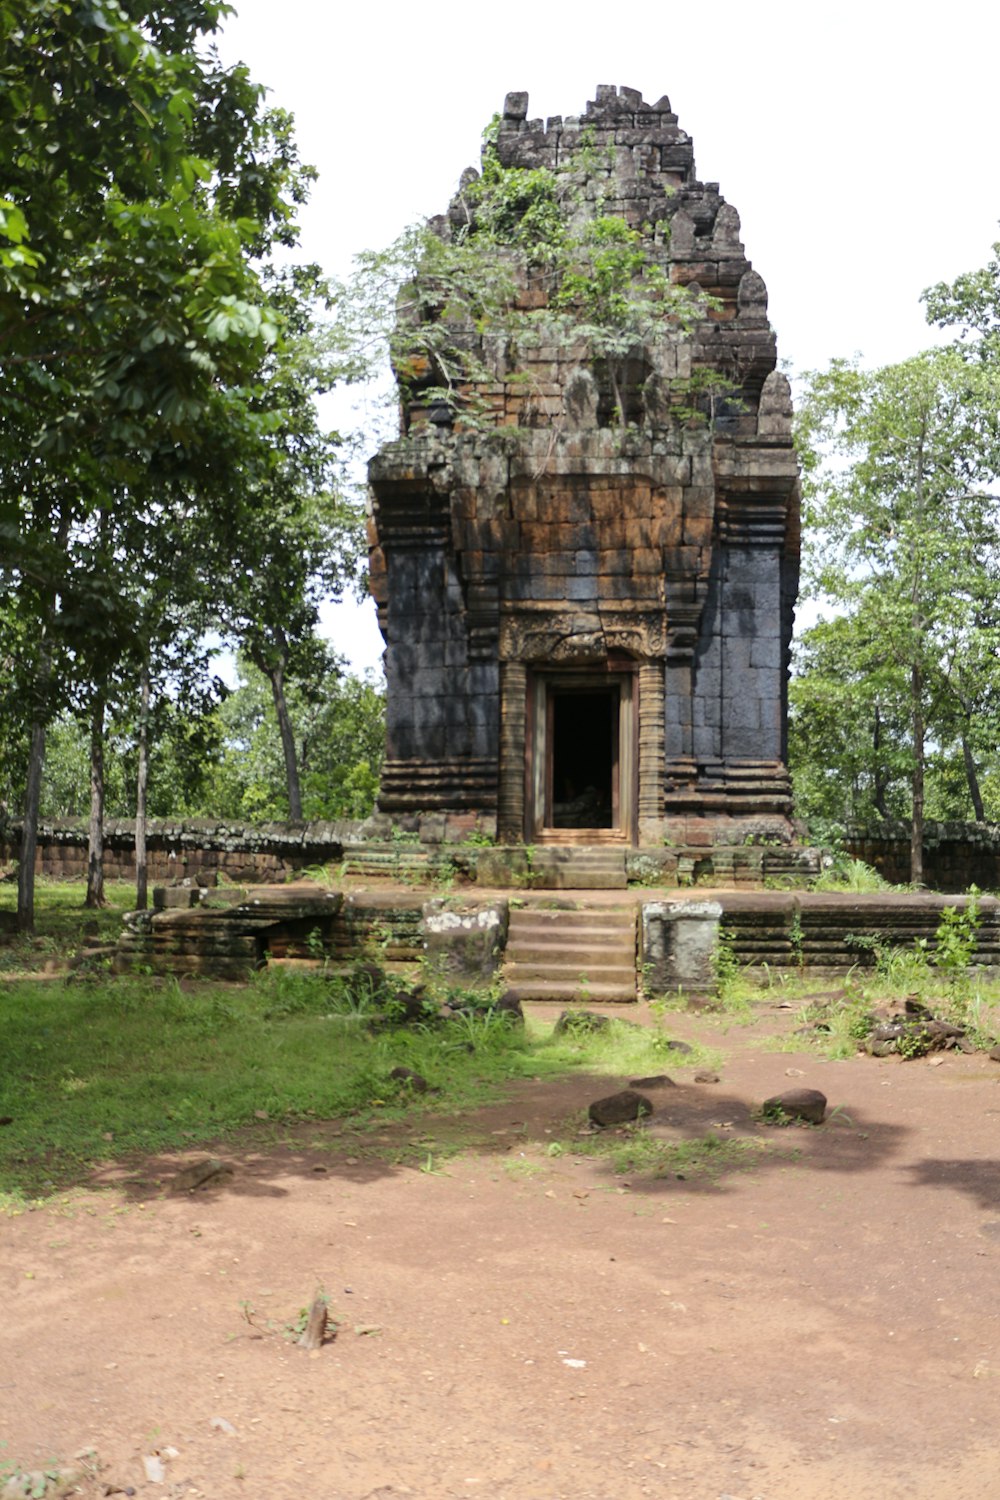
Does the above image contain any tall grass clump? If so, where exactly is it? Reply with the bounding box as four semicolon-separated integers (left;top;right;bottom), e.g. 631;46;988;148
812;855;891;893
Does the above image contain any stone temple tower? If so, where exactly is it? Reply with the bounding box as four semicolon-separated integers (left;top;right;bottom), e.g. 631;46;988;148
368;85;800;849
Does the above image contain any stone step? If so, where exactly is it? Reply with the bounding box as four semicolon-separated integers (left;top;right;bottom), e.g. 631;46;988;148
509;906;635;929
508;924;635;945
533;854;624;866
506;960;636;983
506;942;635;966
525;848;628;889
504;899;638;1002
503;978;637;1004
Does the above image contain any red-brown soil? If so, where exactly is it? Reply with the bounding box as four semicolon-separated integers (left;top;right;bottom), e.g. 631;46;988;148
5;1000;1000;1500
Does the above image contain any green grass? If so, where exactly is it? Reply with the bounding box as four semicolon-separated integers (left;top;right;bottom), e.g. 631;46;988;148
788;968;1000;1061
0;878;136;973
0;887;722;1203
811;856;892;893
0;968;534;1199
0;977;730;1203
545;1012;724;1076
568;1125;776;1180
0;880;740;1204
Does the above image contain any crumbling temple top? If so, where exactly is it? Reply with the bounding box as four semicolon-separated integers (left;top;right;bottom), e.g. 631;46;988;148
368;85;800;848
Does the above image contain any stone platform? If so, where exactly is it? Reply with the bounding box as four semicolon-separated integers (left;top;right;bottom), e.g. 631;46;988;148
115;882;1000;993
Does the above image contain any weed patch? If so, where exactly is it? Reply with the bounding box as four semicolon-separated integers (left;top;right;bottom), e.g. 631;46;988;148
0;962;551;1198
569;1126;774;1180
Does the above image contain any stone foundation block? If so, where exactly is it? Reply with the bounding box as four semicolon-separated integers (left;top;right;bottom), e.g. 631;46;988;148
421;899;510;983
642;899;722;993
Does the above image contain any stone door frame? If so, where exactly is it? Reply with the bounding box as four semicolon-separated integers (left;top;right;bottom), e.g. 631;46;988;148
524;664;638;845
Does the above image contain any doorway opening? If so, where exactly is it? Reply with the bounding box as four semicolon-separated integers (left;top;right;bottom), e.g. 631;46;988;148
527;670;636;841
549;687;618;829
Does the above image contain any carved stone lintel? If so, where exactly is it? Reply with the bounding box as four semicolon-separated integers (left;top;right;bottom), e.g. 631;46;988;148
499;610;666;664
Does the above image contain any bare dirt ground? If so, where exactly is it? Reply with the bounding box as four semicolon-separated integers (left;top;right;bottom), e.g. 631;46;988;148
5;998;1000;1500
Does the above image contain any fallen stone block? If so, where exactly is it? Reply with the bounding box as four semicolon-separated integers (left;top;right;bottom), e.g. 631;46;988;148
761;1088;827;1125
588;1089;653;1127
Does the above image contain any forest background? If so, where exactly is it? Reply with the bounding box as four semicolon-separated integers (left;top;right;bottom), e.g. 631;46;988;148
3;0;1000;920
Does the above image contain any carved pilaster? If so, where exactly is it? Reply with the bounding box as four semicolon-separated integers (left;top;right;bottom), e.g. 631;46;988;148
497;660;528;841
638;662;665;832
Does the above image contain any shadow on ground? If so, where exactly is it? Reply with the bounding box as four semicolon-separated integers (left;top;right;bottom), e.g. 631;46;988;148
76;1071;912;1205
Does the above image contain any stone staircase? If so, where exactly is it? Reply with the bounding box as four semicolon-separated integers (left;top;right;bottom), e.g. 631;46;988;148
503;901;637;1002
526;845;628;890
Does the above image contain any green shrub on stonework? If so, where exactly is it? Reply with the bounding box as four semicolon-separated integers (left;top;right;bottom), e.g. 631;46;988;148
712;926;741;995
935;888;982;1019
812;855;891;893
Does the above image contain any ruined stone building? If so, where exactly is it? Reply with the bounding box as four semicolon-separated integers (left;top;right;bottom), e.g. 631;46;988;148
368;86;800;848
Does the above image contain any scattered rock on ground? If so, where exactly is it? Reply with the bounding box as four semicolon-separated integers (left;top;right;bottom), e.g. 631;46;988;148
629;1074;676;1089
694;1071;720;1084
2;1471;86;1500
389;1066;428;1092
369;987;438;1030
69;945;117;970
662;1038;693;1055
588;1090;653;1127
493;991;524;1024
169;1158;233;1193
555;1009;611;1035
346;961;387;999
864;1013;969;1058
392;988;434;1024
141;1455;165;1484
762;1088;827;1125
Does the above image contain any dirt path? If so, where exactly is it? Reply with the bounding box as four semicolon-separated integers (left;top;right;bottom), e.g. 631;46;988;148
4;1002;1000;1500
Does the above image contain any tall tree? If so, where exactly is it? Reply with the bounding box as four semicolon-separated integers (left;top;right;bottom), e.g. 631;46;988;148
201;654;384;823
0;0;314;927
797;350;1000;881
202;274;366;821
789;611;911;830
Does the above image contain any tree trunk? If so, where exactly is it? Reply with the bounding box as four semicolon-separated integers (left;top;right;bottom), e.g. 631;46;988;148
85;694;107;908
267;662;303;820
608;361;626;429
16;511;69;933
135;664;150;910
962;729;986;822
909;427;926;889
872;705;890;819
910;662;925;888
17;716;47;934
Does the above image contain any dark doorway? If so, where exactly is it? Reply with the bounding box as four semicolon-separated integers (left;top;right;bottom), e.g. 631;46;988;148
548;687;619;829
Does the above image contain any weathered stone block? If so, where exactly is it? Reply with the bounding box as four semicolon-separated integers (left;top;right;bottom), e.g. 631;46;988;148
762;1088;827;1125
421;899;509;982
642;899;722;993
589;1089;653;1126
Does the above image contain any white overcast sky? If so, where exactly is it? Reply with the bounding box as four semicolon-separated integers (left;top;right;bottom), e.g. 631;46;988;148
218;0;1000;674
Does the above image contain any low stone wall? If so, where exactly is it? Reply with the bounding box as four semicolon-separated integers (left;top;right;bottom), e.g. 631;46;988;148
7;814;995;894
117;886;509;981
113;885;1000;985
0;818;823;890
0;818;358;884
718;890;1000;969
843;822;1000;892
